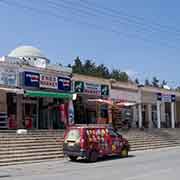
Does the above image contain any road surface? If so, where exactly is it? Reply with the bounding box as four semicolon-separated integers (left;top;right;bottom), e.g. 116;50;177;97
1;147;180;180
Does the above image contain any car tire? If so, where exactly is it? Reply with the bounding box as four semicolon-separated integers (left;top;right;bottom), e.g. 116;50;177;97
69;156;78;161
88;151;98;162
120;147;128;158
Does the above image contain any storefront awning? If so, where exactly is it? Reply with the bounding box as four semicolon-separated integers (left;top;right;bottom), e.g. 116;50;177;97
0;87;24;94
25;90;73;99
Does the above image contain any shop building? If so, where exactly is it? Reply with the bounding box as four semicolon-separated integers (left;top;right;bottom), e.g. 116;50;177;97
110;81;140;128
138;86;179;129
0;46;74;129
72;74;110;124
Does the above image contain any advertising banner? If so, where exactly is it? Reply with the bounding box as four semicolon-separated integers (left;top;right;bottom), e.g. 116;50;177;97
156;93;176;102
0;67;17;87
84;82;101;96
40;74;58;89
58;77;71;91
24;71;40;88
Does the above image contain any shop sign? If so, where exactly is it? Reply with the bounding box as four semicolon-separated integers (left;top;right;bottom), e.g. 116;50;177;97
74;81;84;93
24;71;40;88
111;89;140;102
58;77;71;91
40;74;58;89
84;82;101;96
101;85;109;96
156;93;176;102
0;68;17;86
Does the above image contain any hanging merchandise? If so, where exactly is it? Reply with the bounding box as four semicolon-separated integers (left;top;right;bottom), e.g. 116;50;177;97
68;100;74;125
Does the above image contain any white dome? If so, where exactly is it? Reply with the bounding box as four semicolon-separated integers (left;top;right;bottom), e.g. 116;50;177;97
8;45;47;59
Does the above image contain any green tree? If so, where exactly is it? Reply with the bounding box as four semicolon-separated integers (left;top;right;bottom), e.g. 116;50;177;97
83;60;96;75
72;56;83;73
110;69;129;82
96;64;110;78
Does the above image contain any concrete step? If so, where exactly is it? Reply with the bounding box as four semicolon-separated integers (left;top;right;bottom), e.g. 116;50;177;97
0;136;64;140
130;141;179;146
131;143;180;151
128;139;178;144
0;148;63;155
0;142;62;148
130;142;180;148
0;144;63;151
0;151;63;160
0;154;64;166
0;139;64;144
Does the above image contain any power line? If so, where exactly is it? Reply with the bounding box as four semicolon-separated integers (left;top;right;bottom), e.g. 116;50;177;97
77;0;180;36
36;0;180;46
0;0;179;50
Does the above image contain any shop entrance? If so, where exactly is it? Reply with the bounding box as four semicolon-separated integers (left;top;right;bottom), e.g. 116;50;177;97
23;98;38;129
39;98;67;129
74;94;109;124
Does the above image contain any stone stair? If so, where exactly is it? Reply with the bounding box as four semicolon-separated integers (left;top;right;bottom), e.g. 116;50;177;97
122;128;180;151
0;129;180;166
0;130;64;166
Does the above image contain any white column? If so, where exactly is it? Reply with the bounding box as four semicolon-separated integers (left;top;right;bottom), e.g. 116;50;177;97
171;102;175;128
132;106;137;128
138;104;142;128
148;104;153;128
157;101;161;128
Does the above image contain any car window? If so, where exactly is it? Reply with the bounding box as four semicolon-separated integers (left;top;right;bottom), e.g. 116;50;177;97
66;129;80;141
108;129;118;137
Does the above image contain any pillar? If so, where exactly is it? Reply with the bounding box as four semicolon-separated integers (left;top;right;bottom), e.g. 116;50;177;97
132;105;137;128
171;102;175;128
160;102;166;124
138;104;142;128
157;101;161;128
148;104;153;128
16;94;23;129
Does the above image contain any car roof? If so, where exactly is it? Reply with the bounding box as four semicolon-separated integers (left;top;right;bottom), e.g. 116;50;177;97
68;124;113;129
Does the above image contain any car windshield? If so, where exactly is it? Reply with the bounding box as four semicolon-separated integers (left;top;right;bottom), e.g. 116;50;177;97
66;129;80;141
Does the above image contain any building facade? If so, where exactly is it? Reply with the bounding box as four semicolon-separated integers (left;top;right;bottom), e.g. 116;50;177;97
0;46;73;129
0;46;179;129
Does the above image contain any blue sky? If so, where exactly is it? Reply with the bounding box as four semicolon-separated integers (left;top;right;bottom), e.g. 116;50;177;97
0;0;180;87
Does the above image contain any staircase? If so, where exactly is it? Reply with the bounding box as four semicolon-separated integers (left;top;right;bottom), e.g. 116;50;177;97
0;129;180;166
0;130;64;166
122;129;180;151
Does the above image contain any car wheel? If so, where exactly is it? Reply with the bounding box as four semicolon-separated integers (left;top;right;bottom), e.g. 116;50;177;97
88;151;98;162
69;156;78;161
120;147;128;158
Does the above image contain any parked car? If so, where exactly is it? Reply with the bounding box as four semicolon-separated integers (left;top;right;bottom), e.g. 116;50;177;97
63;125;129;162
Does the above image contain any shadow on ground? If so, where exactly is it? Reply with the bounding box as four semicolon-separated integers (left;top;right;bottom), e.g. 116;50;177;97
69;155;135;164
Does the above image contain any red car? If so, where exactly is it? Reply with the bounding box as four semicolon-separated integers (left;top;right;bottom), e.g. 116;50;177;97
63;125;129;162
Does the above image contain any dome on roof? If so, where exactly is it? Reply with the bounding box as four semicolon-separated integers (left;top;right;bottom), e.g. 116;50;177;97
8;45;47;59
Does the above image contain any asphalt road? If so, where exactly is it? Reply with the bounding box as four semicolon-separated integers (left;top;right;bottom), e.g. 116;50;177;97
1;147;180;180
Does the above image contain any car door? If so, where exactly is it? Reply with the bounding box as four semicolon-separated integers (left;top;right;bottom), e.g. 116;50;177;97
108;129;119;154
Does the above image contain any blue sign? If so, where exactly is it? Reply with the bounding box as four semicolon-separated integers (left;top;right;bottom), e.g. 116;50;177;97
171;95;176;102
24;72;40;88
58;77;71;91
157;93;162;101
